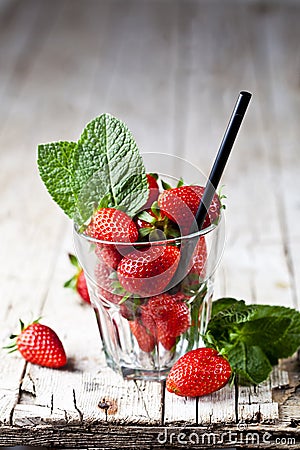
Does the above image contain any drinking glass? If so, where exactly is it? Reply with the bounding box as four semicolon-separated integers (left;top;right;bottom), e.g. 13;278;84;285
74;153;225;380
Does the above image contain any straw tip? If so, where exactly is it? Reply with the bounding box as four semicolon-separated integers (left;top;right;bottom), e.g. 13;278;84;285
239;90;252;100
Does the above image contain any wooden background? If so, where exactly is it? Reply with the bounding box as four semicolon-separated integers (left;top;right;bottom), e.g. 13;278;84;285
0;0;299;448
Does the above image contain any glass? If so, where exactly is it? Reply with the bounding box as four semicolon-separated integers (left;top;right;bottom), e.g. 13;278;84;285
73;154;225;380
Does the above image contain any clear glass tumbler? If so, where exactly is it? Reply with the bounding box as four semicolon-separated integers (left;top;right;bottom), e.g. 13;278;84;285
73;154;225;380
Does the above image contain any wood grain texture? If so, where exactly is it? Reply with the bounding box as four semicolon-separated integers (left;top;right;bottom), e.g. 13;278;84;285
0;0;299;446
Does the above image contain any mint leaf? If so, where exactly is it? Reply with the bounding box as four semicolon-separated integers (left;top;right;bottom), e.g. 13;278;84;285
37;141;78;219
38;114;149;224
206;300;257;344
205;298;300;385
250;305;300;362
237;316;291;350
76;114;148;219
211;297;241;317
226;341;272;385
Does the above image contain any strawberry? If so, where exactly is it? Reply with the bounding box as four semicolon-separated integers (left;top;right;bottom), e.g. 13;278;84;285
143;173;159;209
117;245;180;296
157;333;177;351
141;294;190;350
64;254;90;304
166;348;231;397
158;185;221;233
86;207;138;243
190;236;207;277
95;244;123;270
94;262;124;305
7;320;67;368
129;319;156;352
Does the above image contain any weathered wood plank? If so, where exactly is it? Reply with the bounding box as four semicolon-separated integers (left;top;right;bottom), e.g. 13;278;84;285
0;423;299;449
197;385;236;425
0;0;299;443
13;366;162;426
164;390;197;425
0;354;25;425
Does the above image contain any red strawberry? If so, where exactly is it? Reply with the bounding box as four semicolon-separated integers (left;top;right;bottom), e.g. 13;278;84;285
190;236;207;277
156;331;176;351
141;293;190;350
158;185;221;233
94;262;124;305
64;254;90;304
129;320;156;352
86;208;138;243
8;321;67;368
95;244;123;270
166;348;231;397
117;245;180;296
144;173;159;209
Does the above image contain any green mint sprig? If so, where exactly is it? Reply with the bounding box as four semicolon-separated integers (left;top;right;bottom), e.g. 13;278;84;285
37;113;149;224
204;298;300;385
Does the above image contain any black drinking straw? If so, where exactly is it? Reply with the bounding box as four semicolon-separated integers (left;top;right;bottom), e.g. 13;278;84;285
168;91;252;291
194;90;252;231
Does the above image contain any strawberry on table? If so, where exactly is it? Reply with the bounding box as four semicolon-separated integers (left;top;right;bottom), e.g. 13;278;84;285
64;253;90;304
7;320;67;369
158;185;221;233
86;207;138;243
166;348;231;397
117;245;180;297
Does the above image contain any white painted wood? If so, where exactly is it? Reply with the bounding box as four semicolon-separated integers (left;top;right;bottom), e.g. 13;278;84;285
197;385;236;425
164;390;197;424
0;0;299;442
0;353;24;425
13;365;162;425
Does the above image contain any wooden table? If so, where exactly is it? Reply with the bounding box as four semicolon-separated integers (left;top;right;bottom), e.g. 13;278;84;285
0;0;299;448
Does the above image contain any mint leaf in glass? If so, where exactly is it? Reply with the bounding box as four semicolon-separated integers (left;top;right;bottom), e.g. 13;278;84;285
37;141;78;219
76;113;148;220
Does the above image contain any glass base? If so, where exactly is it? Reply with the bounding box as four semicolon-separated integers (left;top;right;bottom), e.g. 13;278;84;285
121;366;169;381
90;278;214;381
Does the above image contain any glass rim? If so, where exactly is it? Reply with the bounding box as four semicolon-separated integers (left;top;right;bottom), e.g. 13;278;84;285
73;211;223;247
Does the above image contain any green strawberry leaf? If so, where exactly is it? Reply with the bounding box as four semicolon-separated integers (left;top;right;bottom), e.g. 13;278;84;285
139;227;154;237
161;179;172;190
176;177;184;188
64;275;77;290
148;172;158;180
151;201;160;217
137;211;157;224
68;253;80;268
